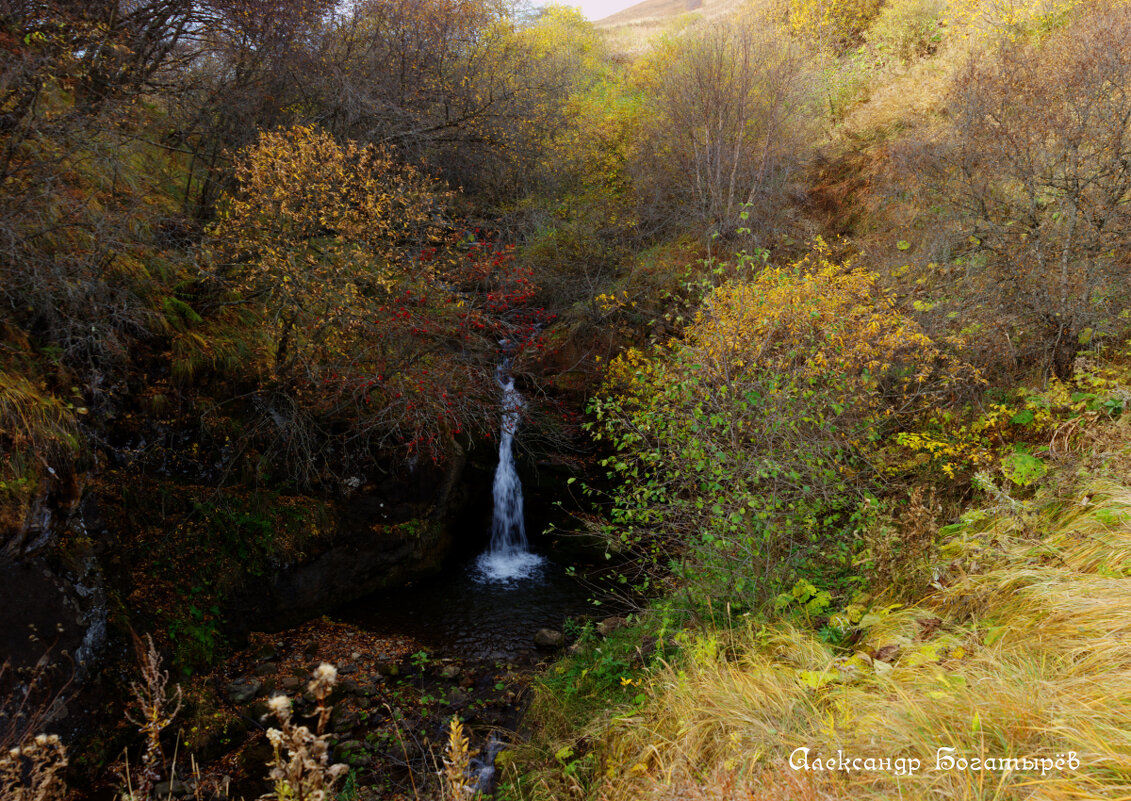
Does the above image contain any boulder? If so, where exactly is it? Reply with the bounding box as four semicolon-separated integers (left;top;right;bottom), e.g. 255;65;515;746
597;616;628;637
333;740;366;764
153;778;191;797
226;678;262;705
331;706;359;734
533;629;564;649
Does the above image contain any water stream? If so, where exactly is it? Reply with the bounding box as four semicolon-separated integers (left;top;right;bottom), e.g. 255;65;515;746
341;363;594;661
334;364;609;792
474;365;544;582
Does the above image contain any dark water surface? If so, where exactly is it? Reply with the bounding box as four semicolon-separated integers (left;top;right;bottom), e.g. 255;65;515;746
337;547;598;661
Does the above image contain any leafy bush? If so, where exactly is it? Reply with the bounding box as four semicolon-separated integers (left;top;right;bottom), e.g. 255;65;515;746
586;243;977;608
628;10;819;238
866;0;947;64
209;125;546;480
779;0;886;51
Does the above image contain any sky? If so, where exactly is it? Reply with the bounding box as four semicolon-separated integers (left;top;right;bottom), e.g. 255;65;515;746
571;0;642;20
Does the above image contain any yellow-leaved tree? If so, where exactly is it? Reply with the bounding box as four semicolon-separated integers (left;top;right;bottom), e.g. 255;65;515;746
211;124;443;379
208;125;504;480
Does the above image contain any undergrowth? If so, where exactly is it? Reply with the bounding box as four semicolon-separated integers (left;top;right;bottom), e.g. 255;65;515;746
508;363;1131;801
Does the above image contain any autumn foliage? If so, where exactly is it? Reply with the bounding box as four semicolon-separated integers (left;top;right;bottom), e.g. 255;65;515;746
590;244;977;605
206;125;547;478
937;2;1131;375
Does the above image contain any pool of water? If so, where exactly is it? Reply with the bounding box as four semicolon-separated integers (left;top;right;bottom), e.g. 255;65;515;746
337;547;599;661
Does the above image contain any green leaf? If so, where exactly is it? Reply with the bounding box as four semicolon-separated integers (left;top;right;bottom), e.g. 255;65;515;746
1010;409;1035;425
1001;451;1047;487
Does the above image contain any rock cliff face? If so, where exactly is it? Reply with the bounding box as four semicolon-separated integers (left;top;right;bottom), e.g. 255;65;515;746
230;450;486;634
1;479;108;739
0;446;488;704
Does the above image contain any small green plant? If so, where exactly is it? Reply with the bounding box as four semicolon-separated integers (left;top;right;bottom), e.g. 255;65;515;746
1001;447;1048;487
773;578;833;618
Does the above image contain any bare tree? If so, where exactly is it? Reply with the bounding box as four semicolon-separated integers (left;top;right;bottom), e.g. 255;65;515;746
631;12;818;239
940;2;1131;375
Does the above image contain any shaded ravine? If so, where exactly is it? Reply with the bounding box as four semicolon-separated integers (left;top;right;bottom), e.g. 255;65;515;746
197;369;618;799
338;548;593;662
340;363;595;661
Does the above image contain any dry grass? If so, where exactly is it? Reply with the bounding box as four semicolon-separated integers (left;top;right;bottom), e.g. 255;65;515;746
595;0;741;27
594;0;748;57
0;369;80;531
570;428;1131;801
0;372;79;462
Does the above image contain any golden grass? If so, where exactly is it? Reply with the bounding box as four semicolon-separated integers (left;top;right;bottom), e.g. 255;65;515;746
0;370;79;470
594;0;741;27
570;440;1131;801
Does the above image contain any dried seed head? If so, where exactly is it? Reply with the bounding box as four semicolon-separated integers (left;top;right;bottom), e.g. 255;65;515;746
267;694;292;717
313;663;337;685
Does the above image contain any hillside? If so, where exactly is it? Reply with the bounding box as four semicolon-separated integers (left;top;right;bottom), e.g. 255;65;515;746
4;0;1131;799
596;0;707;26
594;0;746;53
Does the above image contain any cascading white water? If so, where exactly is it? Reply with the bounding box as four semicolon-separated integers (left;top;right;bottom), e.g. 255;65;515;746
475;365;544;582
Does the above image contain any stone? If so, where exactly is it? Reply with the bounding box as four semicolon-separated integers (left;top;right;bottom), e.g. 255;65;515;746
439;664;461;680
250;700;272;724
281;676;302;691
597;616;628;637
226;678;263;705
253;662;277;676
375;661;399;677
240;740;275;774
331;706;359;734
446;689;470;708
533;629;564;649
334;740;369;766
46;700;68;722
339;663;358;675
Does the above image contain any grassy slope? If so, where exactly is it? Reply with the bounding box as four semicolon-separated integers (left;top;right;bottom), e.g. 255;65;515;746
593;0;746;56
595;0;740;25
508;382;1131;801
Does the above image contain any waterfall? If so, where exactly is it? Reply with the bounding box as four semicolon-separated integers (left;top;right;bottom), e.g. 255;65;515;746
476;365;544;582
